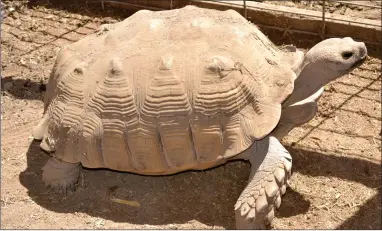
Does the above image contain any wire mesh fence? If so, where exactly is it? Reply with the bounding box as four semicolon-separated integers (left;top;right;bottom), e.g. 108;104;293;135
86;0;381;44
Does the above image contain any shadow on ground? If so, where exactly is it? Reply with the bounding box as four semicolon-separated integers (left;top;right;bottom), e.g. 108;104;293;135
19;141;381;229
1;77;46;101
287;146;381;229
19;141;249;229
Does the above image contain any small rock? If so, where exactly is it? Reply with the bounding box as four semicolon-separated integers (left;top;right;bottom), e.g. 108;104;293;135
19;58;27;65
11;11;19;19
20;34;31;42
95;218;105;227
334;2;342;8
82;15;91;20
167;224;178;230
329;6;336;13
341;8;349;15
357;6;363;11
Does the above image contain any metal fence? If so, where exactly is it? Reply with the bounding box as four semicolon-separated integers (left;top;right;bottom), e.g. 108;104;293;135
88;0;381;46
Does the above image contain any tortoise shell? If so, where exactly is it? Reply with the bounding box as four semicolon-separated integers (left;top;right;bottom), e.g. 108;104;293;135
33;5;296;175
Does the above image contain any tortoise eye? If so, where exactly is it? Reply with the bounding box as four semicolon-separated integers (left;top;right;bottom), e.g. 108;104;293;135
342;51;353;59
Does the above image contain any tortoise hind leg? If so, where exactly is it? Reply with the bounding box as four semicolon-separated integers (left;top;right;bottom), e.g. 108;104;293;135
234;136;292;229
32;113;49;141
42;157;81;193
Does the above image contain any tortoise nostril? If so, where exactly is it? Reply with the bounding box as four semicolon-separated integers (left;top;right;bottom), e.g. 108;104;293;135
342;51;353;59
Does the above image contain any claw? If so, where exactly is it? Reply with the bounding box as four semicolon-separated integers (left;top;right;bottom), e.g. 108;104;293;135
241;203;251;216
275;194;282;208
265;180;279;199
247;208;256;220
259;188;265;196
273;167;285;185
247;196;255;207
265;208;275;225
283;159;292;175
280;184;287;195
255;194;268;214
234;200;242;211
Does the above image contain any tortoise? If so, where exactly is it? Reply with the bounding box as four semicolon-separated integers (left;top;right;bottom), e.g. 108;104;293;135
31;5;367;229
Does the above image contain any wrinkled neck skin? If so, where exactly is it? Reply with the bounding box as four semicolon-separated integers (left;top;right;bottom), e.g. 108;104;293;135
282;59;341;108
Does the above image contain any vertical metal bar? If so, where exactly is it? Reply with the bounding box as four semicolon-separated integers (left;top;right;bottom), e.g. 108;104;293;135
101;1;105;10
243;0;247;19
170;0;173;9
321;0;326;39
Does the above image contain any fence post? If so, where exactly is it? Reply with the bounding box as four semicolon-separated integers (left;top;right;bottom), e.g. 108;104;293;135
321;0;326;39
243;0;247;19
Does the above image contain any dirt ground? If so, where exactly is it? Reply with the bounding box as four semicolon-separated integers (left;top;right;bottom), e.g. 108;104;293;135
1;0;381;229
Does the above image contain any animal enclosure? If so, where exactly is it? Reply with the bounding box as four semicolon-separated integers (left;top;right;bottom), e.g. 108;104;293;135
1;0;381;229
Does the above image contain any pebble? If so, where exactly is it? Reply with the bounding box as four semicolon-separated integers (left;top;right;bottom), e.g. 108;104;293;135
334;2;342;8
285;2;295;7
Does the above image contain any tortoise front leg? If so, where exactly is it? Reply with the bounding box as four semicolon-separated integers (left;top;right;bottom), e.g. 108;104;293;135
42;157;81;193
234;137;292;229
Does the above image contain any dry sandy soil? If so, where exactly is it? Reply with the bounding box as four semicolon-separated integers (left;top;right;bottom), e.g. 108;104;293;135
1;0;381;229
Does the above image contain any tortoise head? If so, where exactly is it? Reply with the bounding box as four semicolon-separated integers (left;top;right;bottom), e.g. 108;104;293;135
303;37;367;76
283;37;367;107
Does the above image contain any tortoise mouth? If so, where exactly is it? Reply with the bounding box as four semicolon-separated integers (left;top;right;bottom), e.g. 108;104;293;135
351;56;367;69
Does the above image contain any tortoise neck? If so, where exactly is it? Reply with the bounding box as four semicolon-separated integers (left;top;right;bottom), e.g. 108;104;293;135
282;60;331;107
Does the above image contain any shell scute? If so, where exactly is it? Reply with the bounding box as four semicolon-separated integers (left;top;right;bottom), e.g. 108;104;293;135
77;113;104;167
158;122;196;168
126;118;167;173
190;119;223;162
